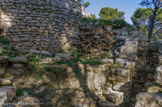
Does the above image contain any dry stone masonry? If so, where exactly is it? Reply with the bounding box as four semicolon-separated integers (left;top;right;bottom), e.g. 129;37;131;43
0;0;91;54
0;0;162;107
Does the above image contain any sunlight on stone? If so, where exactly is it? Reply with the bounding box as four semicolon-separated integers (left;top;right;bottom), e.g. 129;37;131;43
1;12;13;28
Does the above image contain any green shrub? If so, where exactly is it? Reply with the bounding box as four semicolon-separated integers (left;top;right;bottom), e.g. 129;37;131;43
0;37;10;44
44;66;52;71
81;58;101;65
81;17;128;29
100;20;112;26
16;88;32;96
112;19;127;29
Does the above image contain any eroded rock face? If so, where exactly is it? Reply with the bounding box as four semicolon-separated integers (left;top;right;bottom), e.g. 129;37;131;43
135;92;162;107
120;41;138;61
86;65;107;96
154;66;162;86
105;88;124;106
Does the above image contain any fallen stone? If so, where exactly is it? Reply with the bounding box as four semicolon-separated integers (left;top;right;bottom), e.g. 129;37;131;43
16;96;40;107
9;57;27;64
135;92;162;107
154;66;162;86
0;79;11;86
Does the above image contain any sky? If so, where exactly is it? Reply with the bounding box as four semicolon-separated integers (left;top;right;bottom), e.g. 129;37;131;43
85;0;142;24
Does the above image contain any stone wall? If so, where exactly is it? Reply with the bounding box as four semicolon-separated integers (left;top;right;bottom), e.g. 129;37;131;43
134;41;162;107
0;0;91;54
0;26;162;107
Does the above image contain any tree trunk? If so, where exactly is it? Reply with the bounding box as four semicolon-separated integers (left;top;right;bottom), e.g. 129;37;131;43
148;8;158;42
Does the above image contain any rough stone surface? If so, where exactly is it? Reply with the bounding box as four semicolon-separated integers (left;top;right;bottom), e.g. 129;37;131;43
41;51;52;56
105;88;124;106
9;57;27;64
135;92;162;107
154;66;162;86
0;86;16;105
0;0;91;54
16;97;40;107
101;59;114;65
0;79;11;86
120;41;138;61
116;58;135;69
0;56;8;63
86;66;107;95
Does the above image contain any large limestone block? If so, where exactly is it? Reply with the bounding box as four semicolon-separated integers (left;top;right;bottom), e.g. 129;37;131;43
105;88;124;106
119;41;138;61
135;92;162;107
154;66;162;86
16;97;40;107
86;66;107;95
110;68;131;83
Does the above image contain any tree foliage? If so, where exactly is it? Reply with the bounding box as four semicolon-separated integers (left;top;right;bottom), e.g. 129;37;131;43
140;0;162;41
99;7;125;20
131;8;162;37
91;14;96;19
76;0;90;8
